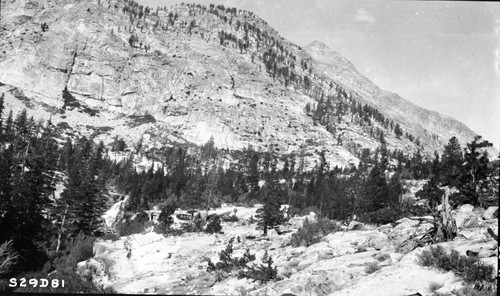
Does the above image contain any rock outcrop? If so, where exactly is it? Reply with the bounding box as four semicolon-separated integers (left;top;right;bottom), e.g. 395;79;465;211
81;204;497;295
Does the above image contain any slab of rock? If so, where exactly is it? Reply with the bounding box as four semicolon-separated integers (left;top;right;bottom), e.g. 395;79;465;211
458;204;474;212
348;221;365;231
453;211;479;229
483;206;498;220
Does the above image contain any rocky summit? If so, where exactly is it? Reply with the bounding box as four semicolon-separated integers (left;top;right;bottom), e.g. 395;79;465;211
0;0;481;167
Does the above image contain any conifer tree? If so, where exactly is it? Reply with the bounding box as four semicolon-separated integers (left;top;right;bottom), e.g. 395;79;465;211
360;162;389;214
416;177;444;209
246;147;259;198
441;136;463;187
202;164;220;214
255;179;285;236
459;136;492;206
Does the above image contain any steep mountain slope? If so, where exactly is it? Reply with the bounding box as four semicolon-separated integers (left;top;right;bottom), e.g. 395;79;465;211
304;41;477;154
0;0;480;167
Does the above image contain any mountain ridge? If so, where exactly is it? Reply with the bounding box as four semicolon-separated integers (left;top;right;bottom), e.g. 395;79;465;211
0;0;486;167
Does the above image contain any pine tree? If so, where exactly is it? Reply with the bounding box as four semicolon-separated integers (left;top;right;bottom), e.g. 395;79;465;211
459;136;492;206
394;123;403;139
431;151;441;178
441;136;463;187
0;147;14;243
416;177;444;209
255;179;285;236
361;162;389;214
202;164;220;214
246;147;259;198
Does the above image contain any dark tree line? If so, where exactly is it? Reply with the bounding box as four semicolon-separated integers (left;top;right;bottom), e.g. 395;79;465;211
0;100;109;280
417;136;497;208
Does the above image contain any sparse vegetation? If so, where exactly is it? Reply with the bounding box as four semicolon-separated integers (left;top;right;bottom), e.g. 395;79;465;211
111;136;127;152
428;281;443;293
450;286;497;296
115;221;147;237
205;215;222;234
237;251;279;283
290;217;340;247
364;261;381;274
220;214;239;222
206;238;256;275
100;233;120;241
418;246;495;284
373;252;390;262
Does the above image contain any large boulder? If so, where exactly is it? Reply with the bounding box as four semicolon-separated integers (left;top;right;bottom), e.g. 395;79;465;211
458;204;474;212
368;234;390;251
347;221;365;231
76;258;108;281
287;212;317;229
251;270;347;296
453;211;479;229
93;241;116;257
483;206;498;220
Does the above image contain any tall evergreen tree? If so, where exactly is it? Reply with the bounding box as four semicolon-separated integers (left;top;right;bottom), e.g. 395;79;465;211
256;179;285;236
459;136;492;206
441;136;463;187
416;177;444;209
360;162;389;214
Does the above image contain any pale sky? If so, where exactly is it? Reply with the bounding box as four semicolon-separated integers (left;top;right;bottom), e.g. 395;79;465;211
138;0;500;149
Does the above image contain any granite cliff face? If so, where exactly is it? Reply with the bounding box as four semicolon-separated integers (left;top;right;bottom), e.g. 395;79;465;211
0;0;480;166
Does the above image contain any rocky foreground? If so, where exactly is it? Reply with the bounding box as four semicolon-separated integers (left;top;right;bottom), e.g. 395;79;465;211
78;204;497;296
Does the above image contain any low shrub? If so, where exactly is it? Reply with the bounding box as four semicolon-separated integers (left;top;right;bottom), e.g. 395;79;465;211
128;114;156;127
290;217;340;247
374;253;390;262
154;224;184;237
450;286;497;296
176;213;192;220
237;251;278;283
355;246;368;253
115;221;146;237
418;245;495;284
206;238;256;275
100;233;120;241
111;137;127;152
180;222;203;233
206;215;222;234
428;281;443;292
364;261;381;274
220;215;239;222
